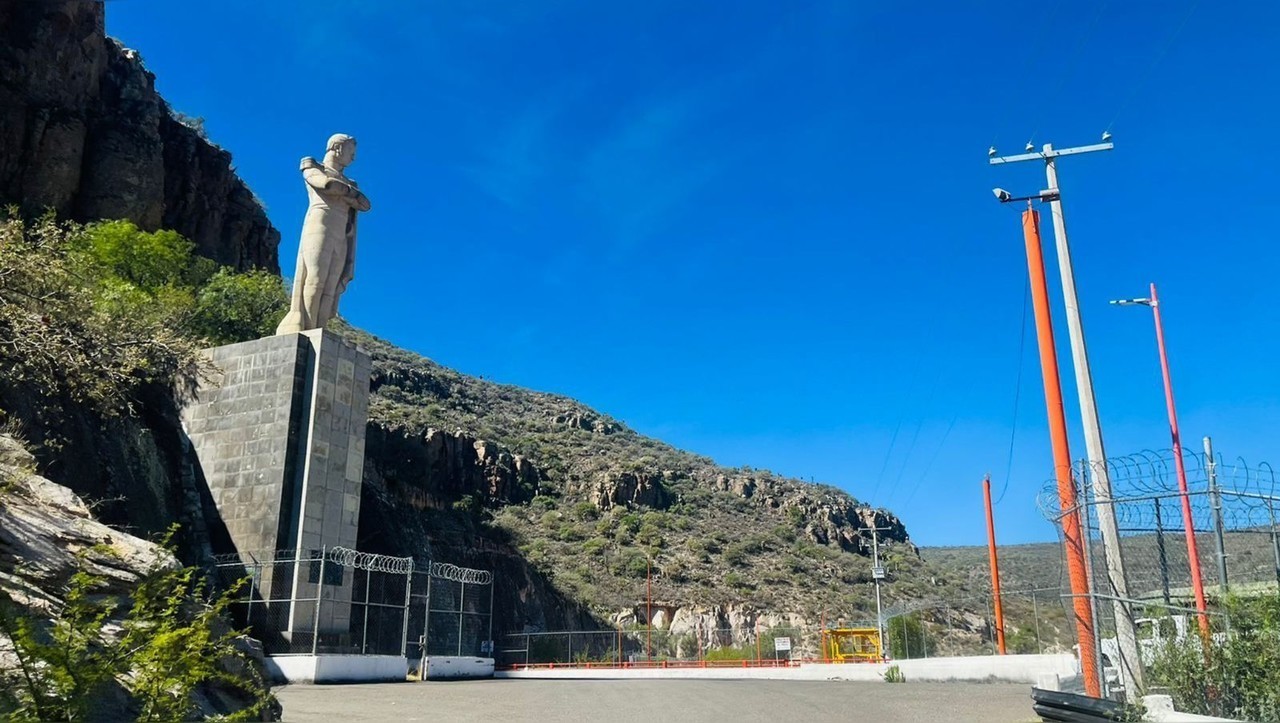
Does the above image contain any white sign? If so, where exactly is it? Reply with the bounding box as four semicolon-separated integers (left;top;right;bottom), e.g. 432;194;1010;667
480;640;494;654
774;636;792;652
872;566;886;580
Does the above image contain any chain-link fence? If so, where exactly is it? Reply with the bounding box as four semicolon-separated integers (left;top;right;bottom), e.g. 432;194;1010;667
211;547;493;663
405;561;495;663
498;625;825;668
1038;448;1280;705
882;587;1076;658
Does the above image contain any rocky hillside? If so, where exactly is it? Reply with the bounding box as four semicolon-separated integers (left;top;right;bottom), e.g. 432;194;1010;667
346;325;931;635
0;1;279;272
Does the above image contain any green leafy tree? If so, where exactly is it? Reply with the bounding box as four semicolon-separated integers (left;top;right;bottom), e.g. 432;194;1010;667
887;613;935;659
76;220;194;293
0;212;202;414
188;268;288;345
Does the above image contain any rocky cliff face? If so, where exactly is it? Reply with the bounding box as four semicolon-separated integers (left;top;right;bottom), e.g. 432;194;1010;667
364;425;542;510
0;1;279;271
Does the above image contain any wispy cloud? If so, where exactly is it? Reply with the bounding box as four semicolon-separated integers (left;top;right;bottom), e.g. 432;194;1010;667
577;90;725;252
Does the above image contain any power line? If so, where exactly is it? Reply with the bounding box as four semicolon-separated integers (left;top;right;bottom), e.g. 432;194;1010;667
1104;0;1204;134
1027;0;1112;146
900;410;959;508
997;276;1031;505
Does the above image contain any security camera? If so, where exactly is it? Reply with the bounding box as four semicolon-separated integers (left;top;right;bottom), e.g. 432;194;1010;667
992;188;1012;202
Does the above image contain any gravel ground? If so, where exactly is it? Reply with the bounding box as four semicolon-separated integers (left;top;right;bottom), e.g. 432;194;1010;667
275;678;1038;722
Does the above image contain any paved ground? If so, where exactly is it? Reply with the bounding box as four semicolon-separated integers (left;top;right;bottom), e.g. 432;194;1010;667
276;679;1038;722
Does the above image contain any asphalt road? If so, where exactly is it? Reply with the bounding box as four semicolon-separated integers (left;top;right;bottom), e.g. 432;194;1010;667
275;679;1037;722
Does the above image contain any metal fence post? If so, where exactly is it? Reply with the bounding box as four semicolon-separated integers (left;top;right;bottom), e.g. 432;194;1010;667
525;633;530;666
1032;591;1043;654
1154;500;1172;605
457;581;465;656
400;566;412;657
312;546;325;656
246;562;259;630
1205;438;1229;592
487;579;495;656
1268;500;1280;591
424;572;433;659
361;568;372;655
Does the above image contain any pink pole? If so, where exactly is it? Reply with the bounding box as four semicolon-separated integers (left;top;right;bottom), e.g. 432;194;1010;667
1149;282;1211;638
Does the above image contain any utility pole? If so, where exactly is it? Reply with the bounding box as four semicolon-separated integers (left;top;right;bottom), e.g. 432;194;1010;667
865;523;892;660
992;140;1143;700
1204;437;1229;593
983;475;1007;655
646;556;652;661
1111;285;1211;636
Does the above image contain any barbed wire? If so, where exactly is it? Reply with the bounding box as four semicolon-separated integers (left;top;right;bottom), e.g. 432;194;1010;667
210;547;492;584
1037;448;1279;525
329;546;414;574
416;559;493;585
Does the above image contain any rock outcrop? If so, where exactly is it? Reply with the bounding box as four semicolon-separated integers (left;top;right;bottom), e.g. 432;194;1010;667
363;424;541;510
0;1;279;271
706;471;913;553
0;434;276;719
0;435;175;616
577;469;672;511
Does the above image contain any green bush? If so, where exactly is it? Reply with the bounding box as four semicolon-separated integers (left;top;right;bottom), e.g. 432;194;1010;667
0;544;273;721
1148;597;1280;721
189;268;288;345
0;214;202;415
76;220;193;293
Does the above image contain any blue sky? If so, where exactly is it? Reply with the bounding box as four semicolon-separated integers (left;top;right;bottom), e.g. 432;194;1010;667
108;1;1279;546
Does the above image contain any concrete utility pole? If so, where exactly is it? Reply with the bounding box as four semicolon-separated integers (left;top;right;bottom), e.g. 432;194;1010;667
992;139;1144;700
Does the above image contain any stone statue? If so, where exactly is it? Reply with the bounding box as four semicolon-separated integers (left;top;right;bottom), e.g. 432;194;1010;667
275;133;371;335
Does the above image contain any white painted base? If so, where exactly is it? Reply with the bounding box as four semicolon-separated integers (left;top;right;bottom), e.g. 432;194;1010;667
497;654;1077;684
423;656;495;680
265;655;408;684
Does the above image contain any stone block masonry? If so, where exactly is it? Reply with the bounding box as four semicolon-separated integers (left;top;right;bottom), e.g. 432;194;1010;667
181;329;371;638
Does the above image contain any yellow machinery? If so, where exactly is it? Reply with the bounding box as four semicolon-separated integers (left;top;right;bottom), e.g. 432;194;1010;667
820;627;883;662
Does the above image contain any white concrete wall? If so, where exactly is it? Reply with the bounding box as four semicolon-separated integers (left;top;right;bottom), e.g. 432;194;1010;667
895;654;1077;683
423;657;496;680
497;654;1077;684
265;655;407;684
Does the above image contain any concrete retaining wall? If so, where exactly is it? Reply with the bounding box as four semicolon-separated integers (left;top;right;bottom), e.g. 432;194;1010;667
423;656;495;680
895;654;1078;683
498;654;1078;684
266;655;407;684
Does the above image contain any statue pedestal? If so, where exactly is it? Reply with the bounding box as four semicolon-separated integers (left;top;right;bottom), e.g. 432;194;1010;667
181;329;370;640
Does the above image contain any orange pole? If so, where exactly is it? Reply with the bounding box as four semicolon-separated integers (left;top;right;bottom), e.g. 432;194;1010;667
1022;208;1100;696
646;557;652;661
983;474;1008;655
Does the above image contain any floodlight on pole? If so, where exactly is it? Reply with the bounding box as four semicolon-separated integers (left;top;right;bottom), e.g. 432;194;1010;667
992;188;1060;204
1110;283;1212;638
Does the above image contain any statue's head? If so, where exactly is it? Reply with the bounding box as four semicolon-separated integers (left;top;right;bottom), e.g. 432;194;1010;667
325;133;357;168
